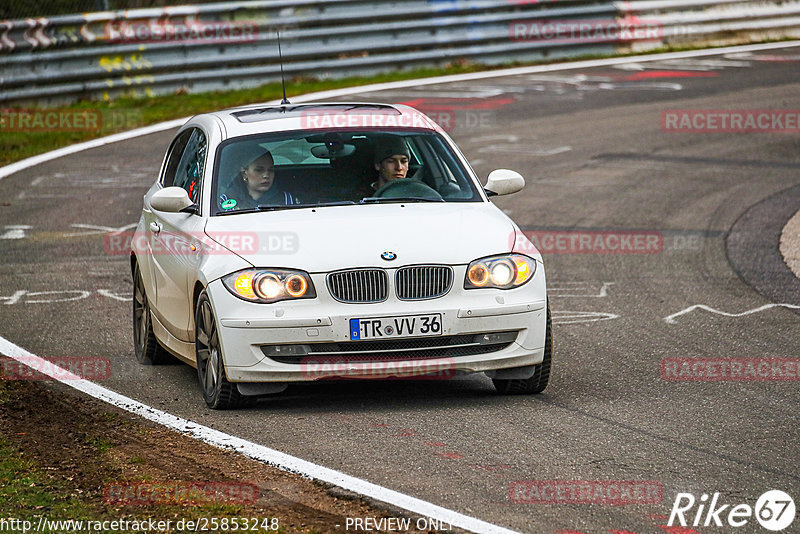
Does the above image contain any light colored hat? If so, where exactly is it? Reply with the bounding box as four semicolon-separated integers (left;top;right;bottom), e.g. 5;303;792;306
226;141;272;169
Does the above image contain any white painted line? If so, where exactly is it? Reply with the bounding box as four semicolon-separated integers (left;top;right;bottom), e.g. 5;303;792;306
0;119;187;180
0;335;520;534
0;225;33;239
551;310;620;324
96;289;129;302
663;303;800;324
549;282;615;298
2;40;799;182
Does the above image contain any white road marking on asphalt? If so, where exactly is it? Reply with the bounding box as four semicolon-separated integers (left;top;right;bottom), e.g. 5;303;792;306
63;223;137;237
0;225;32;239
475;134;570;156
550;282;615;298
663;303;800;324
0;290;27;305
480;145;571;156
727;52;800;61
0;336;522;534
551;310;620;324
2;41;799;182
97;289;129;302
590;82;682;91
523;74;683;92
613;59;751;71
0;289;127;304
24;290;92;304
17;190;72;199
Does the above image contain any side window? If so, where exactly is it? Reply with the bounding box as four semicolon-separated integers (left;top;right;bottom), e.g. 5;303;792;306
172;129;207;205
161;130;193;187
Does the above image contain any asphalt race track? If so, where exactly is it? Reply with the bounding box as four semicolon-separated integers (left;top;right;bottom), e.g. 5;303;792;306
1;46;799;533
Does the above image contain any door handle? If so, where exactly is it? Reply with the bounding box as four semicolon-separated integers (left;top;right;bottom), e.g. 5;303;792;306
149;222;162;234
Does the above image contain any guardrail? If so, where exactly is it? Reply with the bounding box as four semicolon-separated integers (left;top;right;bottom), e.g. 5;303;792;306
2;0;799;104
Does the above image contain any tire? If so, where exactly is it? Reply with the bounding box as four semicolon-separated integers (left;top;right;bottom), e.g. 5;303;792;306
195;291;255;409
133;263;172;365
493;304;552;395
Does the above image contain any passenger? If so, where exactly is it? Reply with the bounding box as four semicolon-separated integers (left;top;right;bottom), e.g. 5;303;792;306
219;143;297;211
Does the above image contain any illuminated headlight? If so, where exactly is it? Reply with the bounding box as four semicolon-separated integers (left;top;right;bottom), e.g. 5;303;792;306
464;254;536;290
222;269;316;303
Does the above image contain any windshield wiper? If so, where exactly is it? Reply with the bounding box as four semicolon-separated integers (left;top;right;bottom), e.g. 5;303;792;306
216;207;260;216
216;201;355;216
360;197;445;204
258;201;356;211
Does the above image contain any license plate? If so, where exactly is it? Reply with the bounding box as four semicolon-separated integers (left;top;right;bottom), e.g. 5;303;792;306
349;314;442;340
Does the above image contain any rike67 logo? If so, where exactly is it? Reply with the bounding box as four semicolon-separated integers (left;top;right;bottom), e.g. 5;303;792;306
669;490;795;531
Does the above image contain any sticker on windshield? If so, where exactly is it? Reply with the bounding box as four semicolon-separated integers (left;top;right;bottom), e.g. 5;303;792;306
221;198;238;210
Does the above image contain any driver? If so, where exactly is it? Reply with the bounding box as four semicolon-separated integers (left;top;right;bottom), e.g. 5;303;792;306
373;135;410;190
368;135;442;200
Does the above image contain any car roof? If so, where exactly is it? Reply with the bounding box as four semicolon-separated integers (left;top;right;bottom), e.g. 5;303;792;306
194;102;442;139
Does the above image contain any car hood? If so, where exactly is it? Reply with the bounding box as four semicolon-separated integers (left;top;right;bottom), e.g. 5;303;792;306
204;203;518;272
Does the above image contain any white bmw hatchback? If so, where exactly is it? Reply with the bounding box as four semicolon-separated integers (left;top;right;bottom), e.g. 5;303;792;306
132;102;551;409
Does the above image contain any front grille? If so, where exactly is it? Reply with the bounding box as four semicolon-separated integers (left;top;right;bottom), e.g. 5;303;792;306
264;331;518;364
327;269;388;303
396;265;453;300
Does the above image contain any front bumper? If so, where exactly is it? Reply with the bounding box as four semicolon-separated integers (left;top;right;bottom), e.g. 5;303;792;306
208;265;548;383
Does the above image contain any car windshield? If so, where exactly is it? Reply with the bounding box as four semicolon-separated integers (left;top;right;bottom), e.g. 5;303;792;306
212;130;481;215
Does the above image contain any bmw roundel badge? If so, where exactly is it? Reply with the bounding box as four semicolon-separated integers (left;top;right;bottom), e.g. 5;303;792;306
381;251;397;261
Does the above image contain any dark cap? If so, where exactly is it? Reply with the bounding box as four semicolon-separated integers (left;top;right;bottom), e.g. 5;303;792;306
373;135;410;164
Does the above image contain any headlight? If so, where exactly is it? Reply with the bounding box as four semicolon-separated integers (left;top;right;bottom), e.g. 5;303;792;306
464;254;536;290
222;269;316;303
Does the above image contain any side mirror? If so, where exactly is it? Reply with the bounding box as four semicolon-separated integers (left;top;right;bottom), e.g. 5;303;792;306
485;169;525;197
150;186;197;214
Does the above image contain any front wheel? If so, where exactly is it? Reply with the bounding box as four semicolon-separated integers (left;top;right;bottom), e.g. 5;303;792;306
493;304;552;395
133;263;172;365
195;291;254;409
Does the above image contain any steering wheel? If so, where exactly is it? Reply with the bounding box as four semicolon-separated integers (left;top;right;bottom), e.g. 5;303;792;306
374;179;443;200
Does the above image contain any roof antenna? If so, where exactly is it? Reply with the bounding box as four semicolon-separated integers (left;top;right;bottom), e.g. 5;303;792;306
277;30;290;105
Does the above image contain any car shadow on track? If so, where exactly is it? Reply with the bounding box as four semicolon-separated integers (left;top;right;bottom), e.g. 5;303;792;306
245;377;555;412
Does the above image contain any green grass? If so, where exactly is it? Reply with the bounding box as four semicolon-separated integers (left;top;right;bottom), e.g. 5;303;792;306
0;436;94;527
86;436;115;453
0;37;793;168
0;432;283;533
